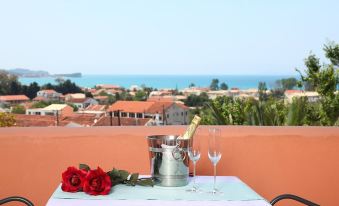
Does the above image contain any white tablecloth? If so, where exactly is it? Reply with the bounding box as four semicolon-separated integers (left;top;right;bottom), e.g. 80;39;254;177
46;176;271;206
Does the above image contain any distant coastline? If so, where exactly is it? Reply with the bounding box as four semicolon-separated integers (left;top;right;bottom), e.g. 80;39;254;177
6;68;82;78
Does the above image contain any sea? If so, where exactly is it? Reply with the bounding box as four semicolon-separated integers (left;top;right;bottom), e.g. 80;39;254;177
18;74;296;90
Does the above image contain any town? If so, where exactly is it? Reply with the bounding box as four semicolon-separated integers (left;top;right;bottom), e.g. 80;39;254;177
0;80;321;127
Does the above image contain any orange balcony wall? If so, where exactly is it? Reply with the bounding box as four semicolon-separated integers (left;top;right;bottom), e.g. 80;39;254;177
0;126;338;206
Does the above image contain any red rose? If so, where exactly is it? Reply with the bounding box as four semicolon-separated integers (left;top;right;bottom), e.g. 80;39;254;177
83;167;111;195
61;167;87;192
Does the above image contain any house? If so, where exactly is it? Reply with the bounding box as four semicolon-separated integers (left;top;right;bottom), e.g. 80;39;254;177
14;113;101;127
149;90;174;97
181;87;209;96
14;114;61;127
0;95;30;105
64;93;86;101
148;96;177;102
130;85;141;91
77;105;107;115
284;90;320;103
26;104;73;116
109;100;190;125
34;89;62;102
207;90;230;100
229;88;240;97
67;98;98;110
96;84;121;90
240;88;259;98
94;96;109;104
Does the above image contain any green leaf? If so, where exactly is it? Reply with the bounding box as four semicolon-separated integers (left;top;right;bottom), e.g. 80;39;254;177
127;173;139;186
118;170;130;180
79;164;90;171
137;178;154;187
130;173;139;181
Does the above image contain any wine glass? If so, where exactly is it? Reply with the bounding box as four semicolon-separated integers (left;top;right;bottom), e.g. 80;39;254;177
208;128;222;194
187;128;201;192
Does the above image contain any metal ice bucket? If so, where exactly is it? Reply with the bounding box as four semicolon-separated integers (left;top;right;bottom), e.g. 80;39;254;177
147;135;191;187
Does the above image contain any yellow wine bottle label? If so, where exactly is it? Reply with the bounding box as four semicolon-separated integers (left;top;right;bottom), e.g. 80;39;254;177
180;115;201;139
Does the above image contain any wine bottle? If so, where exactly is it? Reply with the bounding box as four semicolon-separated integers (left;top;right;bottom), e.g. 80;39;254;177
179;115;201;139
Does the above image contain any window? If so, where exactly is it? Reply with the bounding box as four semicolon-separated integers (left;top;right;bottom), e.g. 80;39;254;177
129;113;135;118
185;111;188;115
181;112;183;116
121;112;127;117
159;116;162;120
114;111;119;117
166;114;169;118
137;113;143;118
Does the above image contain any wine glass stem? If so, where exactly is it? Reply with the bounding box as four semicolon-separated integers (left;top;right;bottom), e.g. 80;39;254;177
193;162;196;188
213;164;216;191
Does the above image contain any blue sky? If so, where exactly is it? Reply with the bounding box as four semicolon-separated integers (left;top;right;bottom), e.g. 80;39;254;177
0;0;338;75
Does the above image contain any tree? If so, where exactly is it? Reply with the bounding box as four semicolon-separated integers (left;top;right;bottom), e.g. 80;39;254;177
189;83;195;88
24;82;40;99
85;91;93;98
0;70;22;95
210;79;219;91
11;105;26;114
31;101;50;108
107;94;116;104
275;77;298;90
9;81;22;94
184;92;209;107
67;103;78;112
0;112;15;127
54;79;82;94
296;41;339;125
324;41;339;66
220;82;228;90
258;82;268;101
134;90;147;101
207;96;246;125
141;86;154;96
42;83;55;90
297;54;321;91
244;97;286;126
286;97;308;126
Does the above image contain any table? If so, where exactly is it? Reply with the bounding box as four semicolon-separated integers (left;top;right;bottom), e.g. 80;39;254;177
46;176;271;206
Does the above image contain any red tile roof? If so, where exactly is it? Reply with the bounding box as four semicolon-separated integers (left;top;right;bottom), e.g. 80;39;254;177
62;113;101;126
285;90;303;94
148;96;176;102
146;102;173;114
109;100;189;114
14;114;65;127
67;98;86;103
14;113;104;127
96;84;121;89
94;96;108;100
40;89;57;94
109;101;154;113
175;102;189;110
85;105;106;111
33;96;48;101
0;95;30;101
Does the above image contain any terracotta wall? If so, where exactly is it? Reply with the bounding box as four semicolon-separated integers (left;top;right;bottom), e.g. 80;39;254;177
0;126;338;206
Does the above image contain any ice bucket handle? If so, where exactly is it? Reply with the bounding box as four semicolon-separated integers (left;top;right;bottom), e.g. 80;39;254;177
171;139;187;161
